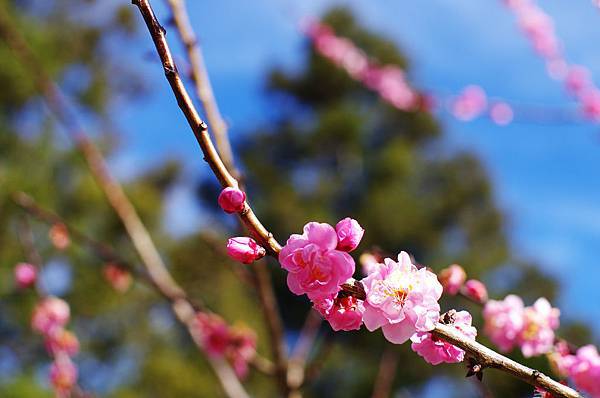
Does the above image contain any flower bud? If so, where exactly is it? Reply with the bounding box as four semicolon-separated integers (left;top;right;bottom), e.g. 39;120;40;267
218;187;246;214
335;217;364;252
49;355;77;395
438;264;466;295
46;329;80;357
14;262;37;289
31;297;70;335
49;223;70;250
103;263;132;293
226;237;266;264
463;279;488;303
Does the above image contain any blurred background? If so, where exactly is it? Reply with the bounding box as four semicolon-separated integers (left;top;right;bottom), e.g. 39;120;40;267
0;0;599;396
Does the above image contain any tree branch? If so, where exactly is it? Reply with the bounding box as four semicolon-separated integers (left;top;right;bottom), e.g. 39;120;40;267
158;1;292;394
131;1;581;397
432;324;580;398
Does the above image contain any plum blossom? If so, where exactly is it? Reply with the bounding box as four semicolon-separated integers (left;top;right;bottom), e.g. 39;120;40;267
103;263;132;293
325;295;364;331
490;102;514;126
451;86;487;121
49;354;78;397
31;297;70;335
218;187;246;214
359;252;381;276
45;328;80;357
227;325;257;379
463;279;488;303
411;310;477;365
14;262;37;288
518;298;560;357
49;223;70;250
194;312;231;358
361;252;442;344
279;222;355;299
483;295;525;352
227;237;266;264
335;217;364;252
562;345;600;398
437;264;466;295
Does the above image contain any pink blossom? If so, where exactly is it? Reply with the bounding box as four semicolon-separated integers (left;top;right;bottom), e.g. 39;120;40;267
451;86;487;121
563;345;600;397
326;296;364;331
580;89;600;122
227;325;257;379
311;293;336;317
31;297;70;335
490;102;514;126
279;222;355;299
14;262;37;288
359;252;381;276
49;355;78;397
49;223;70;250
103;263;132;293
483;295;525;352
361;252;442;344
194;313;230;358
335;217;364;252
463;279;488;303
518;298;560;357
547;340;573;377
410;310;477;365
45;328;80;357
565;65;591;96
437;264;466;295
218;187;246;214
226;237;266;264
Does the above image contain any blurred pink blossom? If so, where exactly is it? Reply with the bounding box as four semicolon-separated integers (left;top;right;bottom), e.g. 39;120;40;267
518;298;560;357
31;297;70;335
49;354;78;397
562;345;600;398
227;325;257;379
45;328;80;357
437;264;466;295
14;262;37;288
483;295;525;352
490;102;514;125
451;86;487;121
463;279;488;303
194;312;231;358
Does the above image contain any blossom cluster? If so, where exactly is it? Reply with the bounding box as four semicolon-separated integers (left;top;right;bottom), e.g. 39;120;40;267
550;342;600;397
483;295;560;357
192;312;257;378
504;0;600;121
437;263;487;303
31;296;79;397
279;221;477;365
304;20;515;126
15;262;79;396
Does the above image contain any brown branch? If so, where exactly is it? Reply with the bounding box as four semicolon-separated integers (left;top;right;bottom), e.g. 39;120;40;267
432;323;581;398
145;1;291;394
0;11;251;395
131;0;280;255
130;1;581;397
164;0;239;180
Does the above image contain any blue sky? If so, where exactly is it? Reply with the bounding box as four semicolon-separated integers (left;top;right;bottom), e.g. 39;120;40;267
112;0;600;333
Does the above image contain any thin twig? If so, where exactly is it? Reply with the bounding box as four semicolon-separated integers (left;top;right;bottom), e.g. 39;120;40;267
371;346;399;398
131;1;582;397
12;191;274;377
0;12;249;396
153;1;291;394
